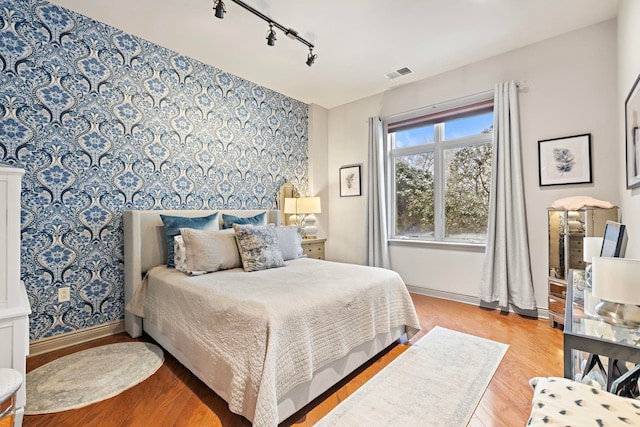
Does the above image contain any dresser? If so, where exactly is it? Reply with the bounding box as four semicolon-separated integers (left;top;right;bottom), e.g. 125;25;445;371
0;167;29;427
547;207;618;328
301;238;326;260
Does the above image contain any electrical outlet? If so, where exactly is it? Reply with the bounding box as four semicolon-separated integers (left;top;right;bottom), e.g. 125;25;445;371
58;287;70;302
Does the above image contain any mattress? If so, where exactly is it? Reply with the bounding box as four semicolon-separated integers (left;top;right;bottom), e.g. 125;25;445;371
129;257;421;427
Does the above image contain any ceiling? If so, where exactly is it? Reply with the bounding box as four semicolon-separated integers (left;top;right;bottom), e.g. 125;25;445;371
49;0;619;109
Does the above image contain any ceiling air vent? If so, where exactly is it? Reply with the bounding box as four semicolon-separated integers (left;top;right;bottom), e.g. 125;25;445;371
385;67;414;80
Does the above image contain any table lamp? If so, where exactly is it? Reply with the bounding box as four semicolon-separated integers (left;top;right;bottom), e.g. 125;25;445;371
283;198;300;227
282;197;322;238
582;237;603;315
591;257;640;328
295;196;321;239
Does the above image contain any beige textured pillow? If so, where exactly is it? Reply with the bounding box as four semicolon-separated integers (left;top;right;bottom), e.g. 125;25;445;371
179;228;241;273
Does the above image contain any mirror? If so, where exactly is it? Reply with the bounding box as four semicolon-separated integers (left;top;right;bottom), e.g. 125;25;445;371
277;182;299;225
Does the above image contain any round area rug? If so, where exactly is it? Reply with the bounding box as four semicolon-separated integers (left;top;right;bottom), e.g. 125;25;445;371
25;342;164;415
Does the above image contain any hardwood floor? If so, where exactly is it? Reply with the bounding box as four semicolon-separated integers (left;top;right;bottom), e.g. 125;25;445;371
23;294;563;426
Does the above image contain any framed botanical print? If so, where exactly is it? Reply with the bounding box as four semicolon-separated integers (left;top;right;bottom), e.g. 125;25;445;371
538;134;592;187
625;73;640;189
339;165;361;197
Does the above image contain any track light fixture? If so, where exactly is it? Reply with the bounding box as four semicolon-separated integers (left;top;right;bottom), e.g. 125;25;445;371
306;48;317;67
266;23;276;47
213;0;225;19
213;0;316;66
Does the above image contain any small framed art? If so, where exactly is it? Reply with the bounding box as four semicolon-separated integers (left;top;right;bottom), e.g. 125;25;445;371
339;165;361;197
538;134;592;186
625;73;640;189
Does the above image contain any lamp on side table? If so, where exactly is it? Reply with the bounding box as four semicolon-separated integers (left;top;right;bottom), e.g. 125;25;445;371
592;257;640;328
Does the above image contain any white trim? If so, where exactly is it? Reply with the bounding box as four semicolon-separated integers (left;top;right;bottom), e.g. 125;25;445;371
434;123;444;241
382;89;494;123
28;320;125;357
389;238;486;250
406;285;548;319
385;93;495;244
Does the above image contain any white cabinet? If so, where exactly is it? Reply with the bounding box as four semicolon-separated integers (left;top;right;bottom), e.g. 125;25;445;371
0;166;29;427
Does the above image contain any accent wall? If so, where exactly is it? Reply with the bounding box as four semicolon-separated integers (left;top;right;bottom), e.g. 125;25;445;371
0;0;309;340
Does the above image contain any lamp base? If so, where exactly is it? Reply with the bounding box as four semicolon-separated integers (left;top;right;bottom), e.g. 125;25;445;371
583;288;600;317
594;301;640;328
301;214;318;239
287;214;301;227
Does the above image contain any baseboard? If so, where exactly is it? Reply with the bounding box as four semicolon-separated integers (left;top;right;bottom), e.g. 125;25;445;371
29;320;126;357
406;285;549;319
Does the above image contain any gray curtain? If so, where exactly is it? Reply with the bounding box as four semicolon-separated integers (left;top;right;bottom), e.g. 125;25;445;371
479;81;536;309
365;117;391;269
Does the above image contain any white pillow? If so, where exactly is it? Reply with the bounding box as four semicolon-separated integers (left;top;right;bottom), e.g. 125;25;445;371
179;228;242;273
550;196;614;210
276;226;304;260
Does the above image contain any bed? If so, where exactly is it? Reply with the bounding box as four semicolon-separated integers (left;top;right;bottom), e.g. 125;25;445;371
123;209;421;426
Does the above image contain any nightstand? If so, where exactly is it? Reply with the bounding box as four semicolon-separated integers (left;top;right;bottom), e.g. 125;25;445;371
301;238;326;260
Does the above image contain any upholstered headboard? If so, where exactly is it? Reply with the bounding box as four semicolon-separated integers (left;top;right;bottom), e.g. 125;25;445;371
123;209;281;337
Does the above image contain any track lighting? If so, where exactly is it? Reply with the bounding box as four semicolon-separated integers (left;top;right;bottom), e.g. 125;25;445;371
266;23;276;47
306;48;317;67
214;0;316;66
213;0;225;19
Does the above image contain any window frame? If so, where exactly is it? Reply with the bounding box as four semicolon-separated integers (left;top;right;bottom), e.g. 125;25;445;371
384;91;494;245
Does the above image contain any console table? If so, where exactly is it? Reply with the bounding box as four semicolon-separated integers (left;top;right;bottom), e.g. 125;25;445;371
563;269;640;392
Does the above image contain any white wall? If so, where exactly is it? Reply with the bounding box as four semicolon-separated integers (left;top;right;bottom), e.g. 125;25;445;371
326;20;619;311
308;104;329;241
618;1;640;258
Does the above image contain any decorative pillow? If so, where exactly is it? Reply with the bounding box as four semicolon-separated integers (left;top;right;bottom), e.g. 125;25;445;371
222;212;267;229
233;223;285;272
160;213;219;268
527;377;640;426
173;235;207;275
173;235;189;273
179;228;242;273
276;226;303;261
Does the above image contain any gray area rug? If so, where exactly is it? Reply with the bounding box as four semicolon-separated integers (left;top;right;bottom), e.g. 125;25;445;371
315;326;508;427
25;342;164;414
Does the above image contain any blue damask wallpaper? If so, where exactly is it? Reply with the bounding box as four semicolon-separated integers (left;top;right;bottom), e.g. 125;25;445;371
0;0;308;340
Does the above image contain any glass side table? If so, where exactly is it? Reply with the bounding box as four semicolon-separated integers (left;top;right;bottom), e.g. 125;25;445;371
563;269;640;391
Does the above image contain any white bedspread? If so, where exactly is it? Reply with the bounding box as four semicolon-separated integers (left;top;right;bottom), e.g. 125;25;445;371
128;258;420;427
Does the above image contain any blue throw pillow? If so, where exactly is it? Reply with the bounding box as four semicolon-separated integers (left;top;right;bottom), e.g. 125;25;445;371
160;213;219;268
221;212;267;229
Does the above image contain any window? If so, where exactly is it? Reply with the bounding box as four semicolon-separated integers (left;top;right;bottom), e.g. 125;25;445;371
387;95;493;244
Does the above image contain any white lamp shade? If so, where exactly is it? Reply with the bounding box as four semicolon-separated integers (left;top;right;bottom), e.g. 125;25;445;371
591;257;640;305
283;198;298;214
583;237;604;262
296;196;321;214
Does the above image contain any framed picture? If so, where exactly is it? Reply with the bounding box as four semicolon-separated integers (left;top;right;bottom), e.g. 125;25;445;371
339;165;361;197
538;134;592;186
625;73;640;189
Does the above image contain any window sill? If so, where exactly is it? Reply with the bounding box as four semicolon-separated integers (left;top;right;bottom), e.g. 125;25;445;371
388;238;486;252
